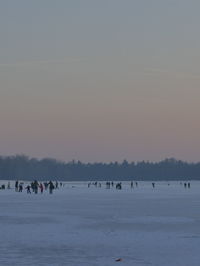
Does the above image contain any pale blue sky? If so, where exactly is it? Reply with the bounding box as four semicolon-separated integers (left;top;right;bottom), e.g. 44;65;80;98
1;0;200;162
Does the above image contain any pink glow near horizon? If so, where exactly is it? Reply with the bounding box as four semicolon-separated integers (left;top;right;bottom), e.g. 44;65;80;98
2;1;200;162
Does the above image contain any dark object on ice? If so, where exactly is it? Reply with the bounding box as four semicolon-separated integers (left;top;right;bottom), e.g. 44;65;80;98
188;182;190;188
32;180;39;194
25;185;31;194
152;182;155;188
48;181;55;194
7;182;11;189
19;183;23;192
116;183;122;190
15;180;19;192
44;182;48;190
39;183;44;193
106;182;110;189
115;258;122;262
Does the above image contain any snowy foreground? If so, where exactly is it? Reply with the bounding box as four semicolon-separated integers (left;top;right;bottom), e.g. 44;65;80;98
1;181;200;266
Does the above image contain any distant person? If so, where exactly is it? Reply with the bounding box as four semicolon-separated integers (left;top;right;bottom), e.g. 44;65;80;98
15;180;19;192
116;183;122;190
39;183;44;194
152;183;155;188
25;185;31;194
19;183;23;192
44;182;48;190
188;182;190;188
7;182;11;189
131;181;134;188
48;181;55;194
106;182;110;189
33;180;39;194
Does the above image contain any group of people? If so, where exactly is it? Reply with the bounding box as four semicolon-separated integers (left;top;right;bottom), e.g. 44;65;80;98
86;181;193;190
0;180;193;192
183;182;191;188
87;181;139;190
15;180;61;194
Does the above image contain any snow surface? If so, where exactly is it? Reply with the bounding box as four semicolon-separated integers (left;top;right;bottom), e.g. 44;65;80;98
0;181;200;266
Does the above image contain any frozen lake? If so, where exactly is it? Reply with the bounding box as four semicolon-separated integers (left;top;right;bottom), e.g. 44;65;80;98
0;181;200;266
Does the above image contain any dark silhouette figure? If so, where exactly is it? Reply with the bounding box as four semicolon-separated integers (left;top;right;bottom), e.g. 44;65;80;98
15;180;19;192
39;183;44;193
19;183;23;192
48;181;55;194
116;183;122;190
106;182;110;189
7;182;11;189
25;185;31;194
33;180;39;194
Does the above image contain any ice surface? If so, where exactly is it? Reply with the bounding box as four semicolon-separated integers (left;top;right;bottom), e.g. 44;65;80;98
0;181;200;265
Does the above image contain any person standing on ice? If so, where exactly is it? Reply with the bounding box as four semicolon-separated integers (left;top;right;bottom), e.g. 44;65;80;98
15;180;19;192
25;185;31;194
18;183;23;192
48;181;55;194
39;183;44;194
33;180;39;194
7;182;11;189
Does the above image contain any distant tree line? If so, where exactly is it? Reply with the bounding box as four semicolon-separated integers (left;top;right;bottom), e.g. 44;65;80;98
0;155;199;181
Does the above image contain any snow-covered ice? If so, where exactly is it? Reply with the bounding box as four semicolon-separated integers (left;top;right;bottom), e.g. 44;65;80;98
1;181;200;266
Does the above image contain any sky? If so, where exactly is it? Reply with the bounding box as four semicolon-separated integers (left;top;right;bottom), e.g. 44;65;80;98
1;0;200;162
